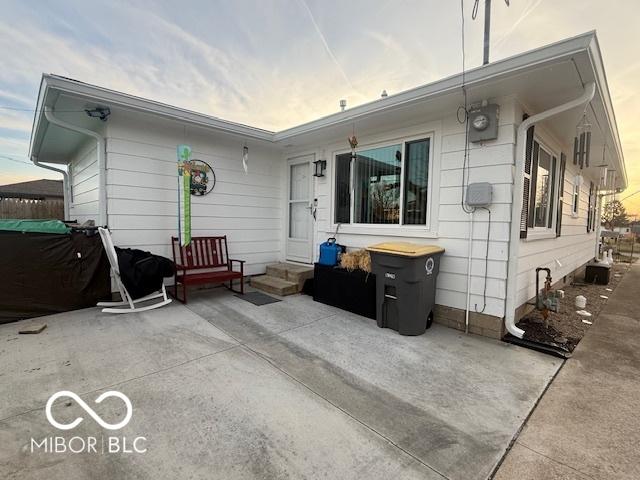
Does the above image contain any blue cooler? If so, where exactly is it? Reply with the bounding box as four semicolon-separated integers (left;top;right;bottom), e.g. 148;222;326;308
318;238;343;266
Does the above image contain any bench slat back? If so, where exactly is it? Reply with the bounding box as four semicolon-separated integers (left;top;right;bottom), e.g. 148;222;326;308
172;236;230;270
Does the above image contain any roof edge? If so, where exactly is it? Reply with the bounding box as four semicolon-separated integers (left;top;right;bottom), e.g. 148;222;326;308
274;31;596;141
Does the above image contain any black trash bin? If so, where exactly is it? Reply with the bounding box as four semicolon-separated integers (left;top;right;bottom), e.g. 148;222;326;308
367;242;444;336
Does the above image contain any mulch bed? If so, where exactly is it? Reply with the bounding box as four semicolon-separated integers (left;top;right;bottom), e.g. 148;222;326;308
516;262;632;353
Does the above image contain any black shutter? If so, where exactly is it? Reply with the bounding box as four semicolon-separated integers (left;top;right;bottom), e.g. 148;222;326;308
520;125;535;238
548;155;557;229
556;153;566;237
528;141;540;229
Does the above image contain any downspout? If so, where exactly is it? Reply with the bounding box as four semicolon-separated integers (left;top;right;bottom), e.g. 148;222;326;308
44;107;107;226
505;82;596;338
30;155;70;220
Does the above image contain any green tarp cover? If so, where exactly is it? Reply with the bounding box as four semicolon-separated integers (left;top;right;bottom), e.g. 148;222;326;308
0;219;71;234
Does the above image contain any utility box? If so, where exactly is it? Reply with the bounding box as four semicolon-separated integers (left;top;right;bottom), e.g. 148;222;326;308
367;242;444;336
585;262;611;285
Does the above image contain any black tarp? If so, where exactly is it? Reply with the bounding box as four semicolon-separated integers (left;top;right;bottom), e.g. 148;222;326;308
0;230;111;323
115;247;174;300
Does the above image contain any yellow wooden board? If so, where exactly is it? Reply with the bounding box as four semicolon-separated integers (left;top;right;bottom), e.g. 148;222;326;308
366;242;444;257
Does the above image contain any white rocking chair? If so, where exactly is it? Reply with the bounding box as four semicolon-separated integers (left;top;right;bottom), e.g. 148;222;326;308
97;227;172;314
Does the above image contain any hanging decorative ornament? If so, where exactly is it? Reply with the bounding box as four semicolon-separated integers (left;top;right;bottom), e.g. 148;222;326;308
242;145;249;174
348;134;358;160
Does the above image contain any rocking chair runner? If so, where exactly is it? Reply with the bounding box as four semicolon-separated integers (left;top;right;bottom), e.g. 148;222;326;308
171;236;245;303
97;227;172;313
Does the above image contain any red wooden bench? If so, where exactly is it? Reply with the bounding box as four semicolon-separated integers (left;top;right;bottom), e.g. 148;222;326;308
171;236;245;303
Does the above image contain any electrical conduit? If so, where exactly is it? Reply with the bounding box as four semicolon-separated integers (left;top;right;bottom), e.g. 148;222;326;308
504;82;596;338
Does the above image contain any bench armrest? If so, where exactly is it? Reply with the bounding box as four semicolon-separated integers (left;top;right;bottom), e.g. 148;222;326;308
229;259;245;274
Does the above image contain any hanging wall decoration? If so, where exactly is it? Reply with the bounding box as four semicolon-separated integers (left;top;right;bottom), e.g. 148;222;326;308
190;160;216;196
242;145;249;174
348;134;358;160
177;144;192;247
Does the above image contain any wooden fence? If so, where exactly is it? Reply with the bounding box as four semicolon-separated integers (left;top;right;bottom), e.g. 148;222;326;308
0;198;64;220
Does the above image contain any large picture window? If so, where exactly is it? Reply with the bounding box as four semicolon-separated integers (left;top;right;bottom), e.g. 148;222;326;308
334;138;430;225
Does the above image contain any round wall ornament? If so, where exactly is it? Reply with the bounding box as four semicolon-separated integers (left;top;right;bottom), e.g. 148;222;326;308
190;160;215;196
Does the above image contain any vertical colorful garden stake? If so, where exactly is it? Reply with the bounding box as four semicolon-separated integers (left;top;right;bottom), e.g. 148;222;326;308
177;144;192;246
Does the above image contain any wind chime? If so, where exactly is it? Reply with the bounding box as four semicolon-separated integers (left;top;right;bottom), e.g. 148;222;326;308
348;125;358;161
573;111;592;169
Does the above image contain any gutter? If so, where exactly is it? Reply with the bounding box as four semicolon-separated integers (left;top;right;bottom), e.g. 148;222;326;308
44;107;107;226
30;155;70;220
504;82;596;339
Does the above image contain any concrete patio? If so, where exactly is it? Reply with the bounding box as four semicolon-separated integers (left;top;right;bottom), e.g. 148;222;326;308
0;288;562;479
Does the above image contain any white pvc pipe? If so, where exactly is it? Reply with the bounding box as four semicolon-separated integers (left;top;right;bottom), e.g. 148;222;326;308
44;107;107;226
465;210;473;334
30;155;70;219
504;82;596;338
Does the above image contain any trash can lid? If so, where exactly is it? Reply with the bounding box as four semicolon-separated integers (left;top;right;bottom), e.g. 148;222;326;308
366;242;444;257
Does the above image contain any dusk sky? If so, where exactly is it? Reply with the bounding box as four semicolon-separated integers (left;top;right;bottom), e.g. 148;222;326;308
1;0;638;213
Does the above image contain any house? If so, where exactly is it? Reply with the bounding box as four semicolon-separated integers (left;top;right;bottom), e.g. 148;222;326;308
0;179;65;219
28;31;626;340
0;179;63;200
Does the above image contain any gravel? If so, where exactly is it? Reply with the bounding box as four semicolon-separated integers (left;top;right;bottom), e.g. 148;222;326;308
516;262;631;353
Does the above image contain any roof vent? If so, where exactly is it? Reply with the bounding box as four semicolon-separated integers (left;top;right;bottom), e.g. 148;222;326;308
381;90;388;98
339;99;347;112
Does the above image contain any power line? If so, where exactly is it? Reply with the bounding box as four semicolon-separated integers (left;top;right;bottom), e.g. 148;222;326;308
0;153;37;167
0;106;87;113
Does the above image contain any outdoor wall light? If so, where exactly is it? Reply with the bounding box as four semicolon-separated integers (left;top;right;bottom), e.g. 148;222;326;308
313;159;327;177
85;107;110;121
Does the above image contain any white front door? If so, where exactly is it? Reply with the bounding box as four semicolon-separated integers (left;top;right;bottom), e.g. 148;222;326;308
286;155;314;263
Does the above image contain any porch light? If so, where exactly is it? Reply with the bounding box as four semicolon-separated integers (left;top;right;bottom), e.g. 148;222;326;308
313;159;327;177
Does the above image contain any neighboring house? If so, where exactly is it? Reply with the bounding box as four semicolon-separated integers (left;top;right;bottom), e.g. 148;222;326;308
0;179;64;219
0;179;63;201
28;31;627;340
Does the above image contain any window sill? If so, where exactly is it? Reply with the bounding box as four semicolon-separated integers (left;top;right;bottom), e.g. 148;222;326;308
331;224;438;238
525;230;557;242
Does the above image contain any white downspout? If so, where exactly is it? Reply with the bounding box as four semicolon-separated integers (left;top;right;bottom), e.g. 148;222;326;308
44;107;107;226
30;155;70;220
505;82;596;339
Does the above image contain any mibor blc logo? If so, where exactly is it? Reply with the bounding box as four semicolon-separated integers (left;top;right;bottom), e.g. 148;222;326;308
31;390;147;454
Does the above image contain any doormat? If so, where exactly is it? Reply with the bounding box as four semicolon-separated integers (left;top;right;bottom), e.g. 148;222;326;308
235;291;281;306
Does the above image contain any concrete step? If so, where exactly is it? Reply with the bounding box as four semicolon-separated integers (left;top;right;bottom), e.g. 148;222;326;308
265;263;314;291
250;275;298;296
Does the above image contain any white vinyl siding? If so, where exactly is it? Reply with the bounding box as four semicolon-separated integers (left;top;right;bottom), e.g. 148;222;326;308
104;110;284;277
285;97;521;319
516;127;599;307
68;138;99;224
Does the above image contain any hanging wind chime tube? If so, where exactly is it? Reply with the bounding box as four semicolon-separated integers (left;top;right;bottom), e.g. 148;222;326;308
573;111;592;170
242;145;249;174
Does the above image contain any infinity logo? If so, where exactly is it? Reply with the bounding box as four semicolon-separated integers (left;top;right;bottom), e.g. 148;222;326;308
45;391;133;431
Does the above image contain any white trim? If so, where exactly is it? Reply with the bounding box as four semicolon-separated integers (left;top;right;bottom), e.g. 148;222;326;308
328;128;438;237
529;137;559;234
285;154;314;264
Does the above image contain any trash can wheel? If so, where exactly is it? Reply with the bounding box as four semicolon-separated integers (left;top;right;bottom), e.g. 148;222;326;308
426;310;434;329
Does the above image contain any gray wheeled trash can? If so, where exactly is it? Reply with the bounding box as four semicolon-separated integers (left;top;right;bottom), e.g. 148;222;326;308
367;242;444;336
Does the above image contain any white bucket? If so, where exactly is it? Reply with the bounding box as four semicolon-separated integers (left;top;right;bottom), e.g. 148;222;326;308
575;295;587;309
